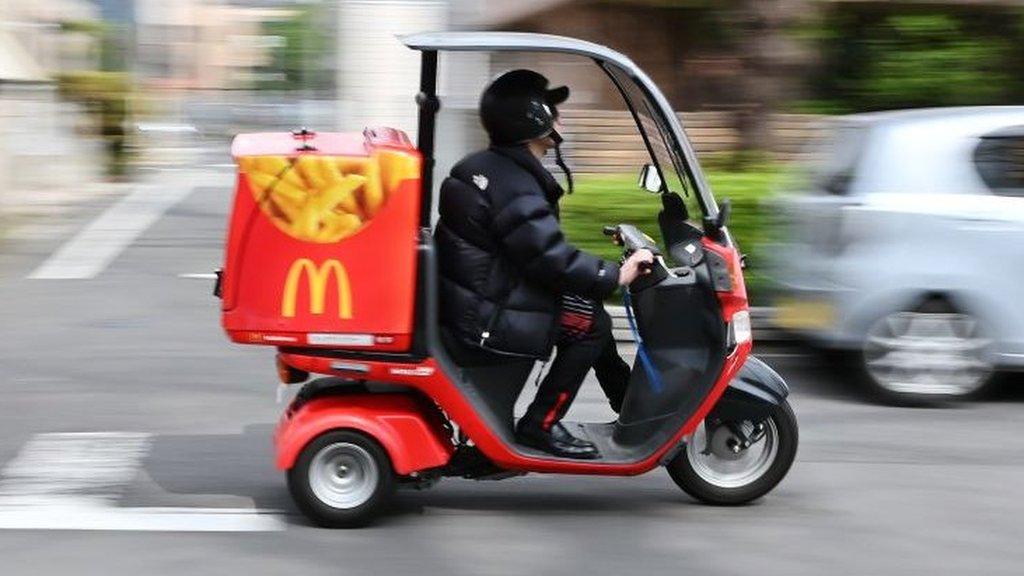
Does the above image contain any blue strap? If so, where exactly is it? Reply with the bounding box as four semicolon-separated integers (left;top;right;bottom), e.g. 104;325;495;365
622;291;663;394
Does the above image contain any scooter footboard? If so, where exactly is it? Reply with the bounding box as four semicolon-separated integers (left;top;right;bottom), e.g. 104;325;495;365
275;392;454;475
707;355;790;422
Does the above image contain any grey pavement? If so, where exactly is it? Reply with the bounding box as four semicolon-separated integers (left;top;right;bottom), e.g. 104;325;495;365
1;170;1023;575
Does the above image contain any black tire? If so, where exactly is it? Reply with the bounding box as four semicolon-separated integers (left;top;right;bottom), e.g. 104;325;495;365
287;430;396;528
859;299;995;406
667;401;798;505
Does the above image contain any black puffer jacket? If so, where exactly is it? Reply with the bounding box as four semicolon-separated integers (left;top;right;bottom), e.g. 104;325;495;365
435;144;620;359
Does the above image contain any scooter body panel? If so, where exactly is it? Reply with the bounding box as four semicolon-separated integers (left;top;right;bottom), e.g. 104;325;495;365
278;338;752;476
275;236;758;476
709;355;790;422
275;392;454;475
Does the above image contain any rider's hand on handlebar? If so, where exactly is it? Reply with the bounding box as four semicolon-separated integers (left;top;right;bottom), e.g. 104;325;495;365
618;249;655;286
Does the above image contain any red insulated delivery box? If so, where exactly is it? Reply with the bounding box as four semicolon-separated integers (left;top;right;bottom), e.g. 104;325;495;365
221;128;422;352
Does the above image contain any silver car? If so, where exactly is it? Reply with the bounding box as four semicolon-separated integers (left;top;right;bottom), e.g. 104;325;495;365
771;106;1024;403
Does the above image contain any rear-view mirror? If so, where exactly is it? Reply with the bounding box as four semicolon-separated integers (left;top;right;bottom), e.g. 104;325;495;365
638;164;663;194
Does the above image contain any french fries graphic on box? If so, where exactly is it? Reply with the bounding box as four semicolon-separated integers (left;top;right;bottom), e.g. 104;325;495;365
237;151;419;243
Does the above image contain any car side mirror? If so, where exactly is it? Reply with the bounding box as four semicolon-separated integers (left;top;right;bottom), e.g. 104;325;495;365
824;172;851;196
638;164;663;194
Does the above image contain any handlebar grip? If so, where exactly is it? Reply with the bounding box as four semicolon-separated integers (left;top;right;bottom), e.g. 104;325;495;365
616;224;661;256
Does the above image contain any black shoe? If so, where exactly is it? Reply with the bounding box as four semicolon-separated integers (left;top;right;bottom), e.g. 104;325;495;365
550;422;596;450
515;423;600;460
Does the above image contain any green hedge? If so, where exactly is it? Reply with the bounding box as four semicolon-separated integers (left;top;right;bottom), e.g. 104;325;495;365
560;166;783;304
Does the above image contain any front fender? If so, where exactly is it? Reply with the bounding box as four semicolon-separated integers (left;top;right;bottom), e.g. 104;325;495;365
707;355;789;422
275;393;454;475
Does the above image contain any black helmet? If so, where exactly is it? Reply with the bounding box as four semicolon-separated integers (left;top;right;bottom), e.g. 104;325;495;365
479;69;569;146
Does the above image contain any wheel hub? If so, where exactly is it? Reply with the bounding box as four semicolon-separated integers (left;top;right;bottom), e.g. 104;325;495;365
706;425;746;461
687;418;779;489
864;311;992;396
309;442;379;510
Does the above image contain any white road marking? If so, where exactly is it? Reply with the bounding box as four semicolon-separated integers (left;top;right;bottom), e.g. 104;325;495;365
178;273;218;280
0;432;151;507
0;506;285;532
28;181;195;280
0;432;286;532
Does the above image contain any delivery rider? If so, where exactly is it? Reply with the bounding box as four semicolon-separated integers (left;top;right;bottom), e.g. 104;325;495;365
434;69;653;459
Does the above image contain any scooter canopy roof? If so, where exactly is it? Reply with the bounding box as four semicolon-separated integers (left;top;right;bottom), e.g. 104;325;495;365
400;31;719;219
400;32;638;71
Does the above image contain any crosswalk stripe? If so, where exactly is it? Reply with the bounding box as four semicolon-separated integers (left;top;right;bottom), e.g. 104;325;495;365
178;273;218;279
0;507;287;532
0;432;151;507
28;180;195;280
0;432;286;532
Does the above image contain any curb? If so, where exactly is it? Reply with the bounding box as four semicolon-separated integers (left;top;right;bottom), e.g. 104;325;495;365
607;305;789;344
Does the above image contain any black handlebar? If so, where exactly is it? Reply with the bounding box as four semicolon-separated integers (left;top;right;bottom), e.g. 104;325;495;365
603;223;667;291
604;224;661;256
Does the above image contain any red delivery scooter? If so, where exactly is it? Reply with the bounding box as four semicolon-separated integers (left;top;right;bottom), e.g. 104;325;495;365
217;32;797;528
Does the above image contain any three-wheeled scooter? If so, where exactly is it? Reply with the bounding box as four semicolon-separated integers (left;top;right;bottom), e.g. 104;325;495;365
217;32;798;528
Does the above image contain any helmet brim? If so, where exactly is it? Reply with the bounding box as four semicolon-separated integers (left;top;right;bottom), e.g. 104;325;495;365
544;86;570;106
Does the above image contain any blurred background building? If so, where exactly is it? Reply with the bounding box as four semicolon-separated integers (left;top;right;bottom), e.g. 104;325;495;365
2;0;1024;322
0;0;105;207
2;0;1022;265
5;0;1024;164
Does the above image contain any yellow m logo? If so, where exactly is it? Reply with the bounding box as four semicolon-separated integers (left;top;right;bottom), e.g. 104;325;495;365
281;258;353;319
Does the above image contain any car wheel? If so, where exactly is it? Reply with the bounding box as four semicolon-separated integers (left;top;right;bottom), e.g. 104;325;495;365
287;430;396;528
861;300;994;404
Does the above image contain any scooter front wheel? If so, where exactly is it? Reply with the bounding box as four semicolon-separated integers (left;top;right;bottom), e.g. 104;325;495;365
288;430;396;528
667;400;797;505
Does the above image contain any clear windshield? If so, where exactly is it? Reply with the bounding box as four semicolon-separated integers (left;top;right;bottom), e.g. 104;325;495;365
602;63;706;217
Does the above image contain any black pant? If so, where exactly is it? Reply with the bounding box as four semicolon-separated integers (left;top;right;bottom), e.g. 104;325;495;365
519;307;631;432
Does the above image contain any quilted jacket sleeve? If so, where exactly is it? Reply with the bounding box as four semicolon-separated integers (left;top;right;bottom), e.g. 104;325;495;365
491;192;620;299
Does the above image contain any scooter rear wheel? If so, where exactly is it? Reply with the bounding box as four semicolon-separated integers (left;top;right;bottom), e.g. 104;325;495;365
288;430;396;528
667;400;797;505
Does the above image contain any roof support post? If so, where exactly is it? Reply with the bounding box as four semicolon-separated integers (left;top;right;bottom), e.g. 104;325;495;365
415;50;439;227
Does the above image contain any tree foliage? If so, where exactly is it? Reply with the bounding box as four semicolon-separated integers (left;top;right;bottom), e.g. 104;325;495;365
258;6;331;92
804;8;1024;112
56;21;134;177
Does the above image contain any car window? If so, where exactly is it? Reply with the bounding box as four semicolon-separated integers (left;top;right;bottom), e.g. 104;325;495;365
809;123;867;196
973;128;1024;197
853;120;996;196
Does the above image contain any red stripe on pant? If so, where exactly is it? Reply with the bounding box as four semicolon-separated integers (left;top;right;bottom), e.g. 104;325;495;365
542;392;570;431
560;312;593;332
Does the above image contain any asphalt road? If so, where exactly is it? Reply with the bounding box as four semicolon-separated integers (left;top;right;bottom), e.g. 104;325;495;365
1;168;1023;575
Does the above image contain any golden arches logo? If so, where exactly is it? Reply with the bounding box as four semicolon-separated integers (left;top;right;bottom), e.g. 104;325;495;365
281;258;353;319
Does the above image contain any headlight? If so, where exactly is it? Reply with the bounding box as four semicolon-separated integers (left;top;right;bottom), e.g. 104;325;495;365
729;310;752;347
